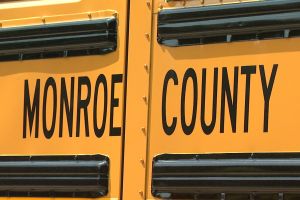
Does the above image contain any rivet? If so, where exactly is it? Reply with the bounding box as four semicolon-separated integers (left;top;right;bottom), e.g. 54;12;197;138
145;33;150;39
141;127;146;135
159;3;163;9
146;0;151;7
142;96;148;104
139;190;144;197
144;64;149;72
88;13;92;19
140;159;145;166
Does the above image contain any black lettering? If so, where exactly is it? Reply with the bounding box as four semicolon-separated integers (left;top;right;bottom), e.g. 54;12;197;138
241;66;256;133
23;80;40;138
93;74;108;138
181;68;198;135
43;77;57;139
260;64;278;132
201;68;218;135
76;76;91;137
162;70;178;136
109;74;123;136
59;77;74;137
220;67;239;133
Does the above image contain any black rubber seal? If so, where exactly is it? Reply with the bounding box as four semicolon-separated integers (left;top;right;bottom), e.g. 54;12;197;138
152;153;300;199
158;0;300;46
0;17;117;61
0;155;109;198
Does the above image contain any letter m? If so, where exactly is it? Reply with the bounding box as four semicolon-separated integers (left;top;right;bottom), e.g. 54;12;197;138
23;80;40;138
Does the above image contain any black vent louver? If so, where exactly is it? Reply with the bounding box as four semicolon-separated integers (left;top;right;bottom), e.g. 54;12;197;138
0;17;117;61
158;0;300;46
152;153;300;199
0;155;109;198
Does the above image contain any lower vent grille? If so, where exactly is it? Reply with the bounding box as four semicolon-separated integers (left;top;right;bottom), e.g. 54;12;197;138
152;153;300;199
0;154;109;198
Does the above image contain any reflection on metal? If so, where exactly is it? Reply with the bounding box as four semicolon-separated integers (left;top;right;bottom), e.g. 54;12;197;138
0;155;109;198
152;153;300;199
158;0;300;46
0;17;117;61
0;0;79;9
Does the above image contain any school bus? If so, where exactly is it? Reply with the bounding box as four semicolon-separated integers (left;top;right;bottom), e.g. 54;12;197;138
0;0;300;199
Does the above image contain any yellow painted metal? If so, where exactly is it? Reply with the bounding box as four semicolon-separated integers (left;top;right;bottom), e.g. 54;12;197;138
122;0;153;199
146;2;300;199
0;0;128;200
153;0;259;13
1;0;299;199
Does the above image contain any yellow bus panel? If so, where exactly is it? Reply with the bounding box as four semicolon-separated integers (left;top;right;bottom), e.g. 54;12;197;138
0;0;128;199
147;0;300;199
